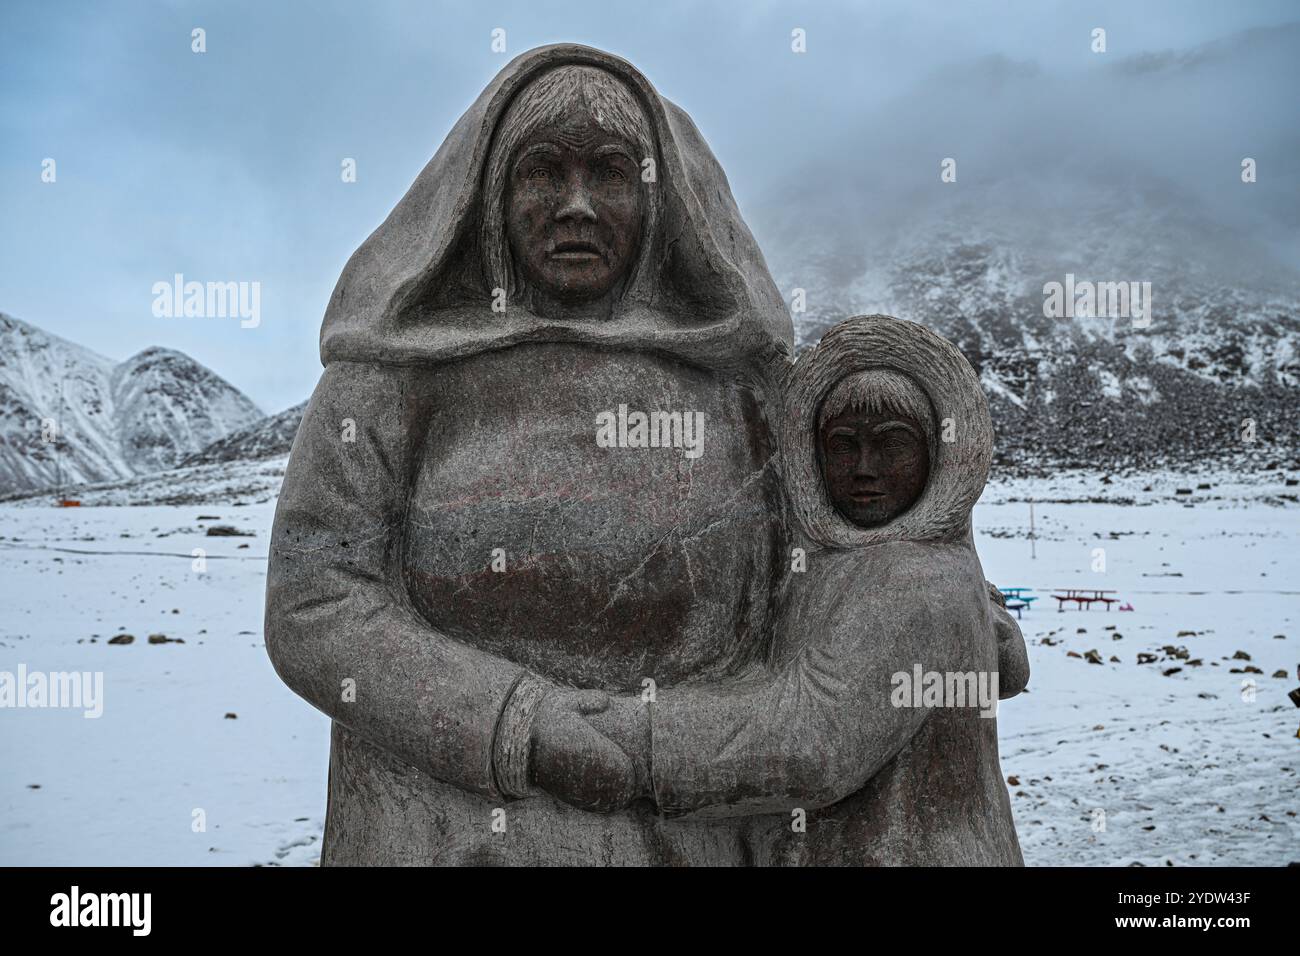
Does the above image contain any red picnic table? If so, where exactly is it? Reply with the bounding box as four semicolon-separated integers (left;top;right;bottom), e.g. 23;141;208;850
1052;588;1118;611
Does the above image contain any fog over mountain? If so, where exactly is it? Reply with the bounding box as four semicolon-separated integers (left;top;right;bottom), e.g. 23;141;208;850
751;24;1300;471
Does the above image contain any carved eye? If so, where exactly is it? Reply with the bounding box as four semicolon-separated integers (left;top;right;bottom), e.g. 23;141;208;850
526;167;552;182
882;432;913;451
829;438;856;455
600;166;627;183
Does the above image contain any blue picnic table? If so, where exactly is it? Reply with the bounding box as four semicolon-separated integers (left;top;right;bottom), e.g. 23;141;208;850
998;587;1038;618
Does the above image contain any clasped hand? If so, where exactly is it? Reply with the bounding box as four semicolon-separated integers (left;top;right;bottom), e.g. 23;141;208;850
530;689;650;812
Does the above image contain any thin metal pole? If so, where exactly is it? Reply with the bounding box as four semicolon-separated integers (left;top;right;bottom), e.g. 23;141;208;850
56;379;64;501
1029;499;1036;560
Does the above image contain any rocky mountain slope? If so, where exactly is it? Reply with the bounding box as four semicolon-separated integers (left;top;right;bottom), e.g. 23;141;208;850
181;401;306;467
768;213;1300;474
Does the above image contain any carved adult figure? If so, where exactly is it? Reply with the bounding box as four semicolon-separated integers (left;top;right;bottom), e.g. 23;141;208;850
265;45;792;865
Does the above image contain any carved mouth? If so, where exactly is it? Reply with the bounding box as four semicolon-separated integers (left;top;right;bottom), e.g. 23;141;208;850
548;240;604;262
849;490;887;501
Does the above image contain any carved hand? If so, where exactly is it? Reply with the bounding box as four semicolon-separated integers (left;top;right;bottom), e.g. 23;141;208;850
530;690;639;813
583;693;652;800
991;603;1031;699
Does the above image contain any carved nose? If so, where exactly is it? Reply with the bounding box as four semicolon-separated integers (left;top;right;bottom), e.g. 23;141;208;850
555;186;597;223
856;448;882;478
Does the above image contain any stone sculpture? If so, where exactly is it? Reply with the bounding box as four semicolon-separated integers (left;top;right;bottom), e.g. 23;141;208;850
265;43;1028;866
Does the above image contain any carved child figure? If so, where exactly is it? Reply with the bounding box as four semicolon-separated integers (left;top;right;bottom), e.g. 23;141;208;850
558;315;1030;864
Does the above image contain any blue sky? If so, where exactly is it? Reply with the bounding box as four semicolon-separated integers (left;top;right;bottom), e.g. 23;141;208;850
2;0;1296;411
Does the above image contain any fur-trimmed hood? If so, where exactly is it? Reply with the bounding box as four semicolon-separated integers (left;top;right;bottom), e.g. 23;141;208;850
781;315;993;549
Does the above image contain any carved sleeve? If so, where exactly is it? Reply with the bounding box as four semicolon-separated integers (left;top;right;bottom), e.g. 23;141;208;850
649;552;969;817
264;361;543;798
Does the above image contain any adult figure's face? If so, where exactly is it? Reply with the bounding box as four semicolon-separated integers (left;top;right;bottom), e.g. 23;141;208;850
818;409;930;527
505;108;645;305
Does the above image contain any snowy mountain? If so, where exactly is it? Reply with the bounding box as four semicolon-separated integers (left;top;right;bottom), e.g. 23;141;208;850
766;207;1300;472
0;315;126;492
0;313;263;496
110;347;263;475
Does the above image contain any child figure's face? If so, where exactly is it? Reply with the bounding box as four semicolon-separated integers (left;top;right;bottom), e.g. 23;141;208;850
818;408;930;528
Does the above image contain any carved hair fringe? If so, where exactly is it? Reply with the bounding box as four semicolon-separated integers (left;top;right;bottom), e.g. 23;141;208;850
816;367;938;451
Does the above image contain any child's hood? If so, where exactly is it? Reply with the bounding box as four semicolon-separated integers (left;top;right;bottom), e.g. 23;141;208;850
781;315;993;550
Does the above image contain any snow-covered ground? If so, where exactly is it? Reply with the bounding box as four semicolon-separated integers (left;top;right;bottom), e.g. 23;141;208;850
0;501;323;866
978;484;1300;866
1;474;1296;866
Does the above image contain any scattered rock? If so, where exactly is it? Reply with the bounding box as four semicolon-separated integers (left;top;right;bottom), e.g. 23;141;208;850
1162;667;1182;676
224;712;238;719
1084;649;1103;664
1273;670;1288;678
1232;650;1251;661
206;525;254;537
1174;488;1192;495
107;634;134;645
147;633;184;644
1137;652;1158;664
1067;650;1082;659
1006;775;1020;786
